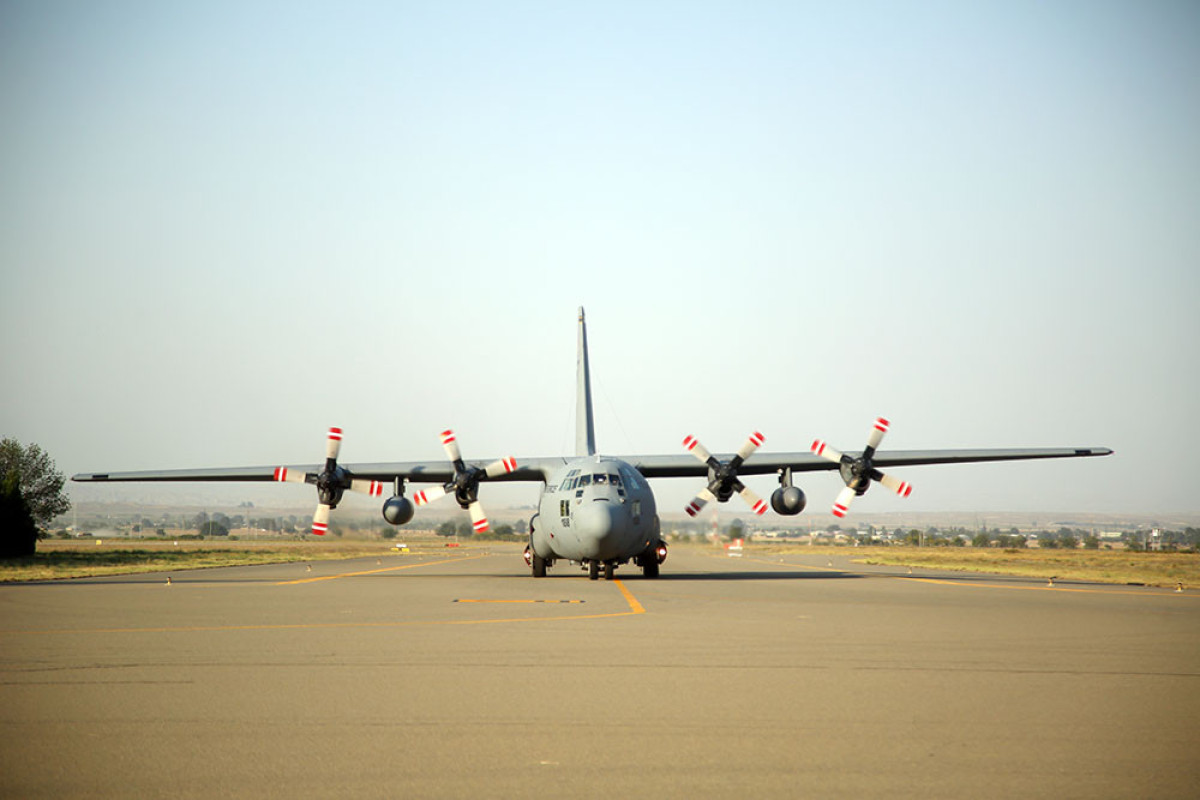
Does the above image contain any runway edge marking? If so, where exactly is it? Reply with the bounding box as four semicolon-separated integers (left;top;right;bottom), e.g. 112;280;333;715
274;553;486;585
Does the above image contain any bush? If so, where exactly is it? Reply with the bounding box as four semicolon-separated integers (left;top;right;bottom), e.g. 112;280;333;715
0;471;38;557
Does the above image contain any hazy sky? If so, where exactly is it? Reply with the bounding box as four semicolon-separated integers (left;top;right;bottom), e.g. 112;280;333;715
2;1;1197;518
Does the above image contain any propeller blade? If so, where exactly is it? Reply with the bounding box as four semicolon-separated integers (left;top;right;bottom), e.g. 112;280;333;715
735;431;766;462
685;487;716;517
866;417;889;452
350;478;385;497
413;486;448;506
831;486;857;518
484;457;518;478
877;472;913;498
682;435;714;464
312;503;332;535
272;466;308;484
468;501;489;533
810;439;843;463
440;429;462;463
737;484;768;515
325;427;343;461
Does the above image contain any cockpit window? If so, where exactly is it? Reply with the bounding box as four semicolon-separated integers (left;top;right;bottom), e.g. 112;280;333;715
619;465;643;490
609;474;621;487
578;474;592;487
593;473;608;485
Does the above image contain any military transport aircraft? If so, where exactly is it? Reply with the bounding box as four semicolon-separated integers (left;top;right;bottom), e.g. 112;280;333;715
74;308;1112;580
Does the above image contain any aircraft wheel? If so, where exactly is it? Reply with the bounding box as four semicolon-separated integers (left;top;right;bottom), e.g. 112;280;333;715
642;560;659;578
588;561;599;580
603;562;614;580
532;554;547;578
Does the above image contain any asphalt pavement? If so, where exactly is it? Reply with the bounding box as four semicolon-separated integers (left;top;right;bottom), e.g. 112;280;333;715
2;544;1197;798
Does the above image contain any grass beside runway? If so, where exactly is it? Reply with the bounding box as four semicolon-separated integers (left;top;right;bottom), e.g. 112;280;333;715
0;540;492;582
754;544;1198;588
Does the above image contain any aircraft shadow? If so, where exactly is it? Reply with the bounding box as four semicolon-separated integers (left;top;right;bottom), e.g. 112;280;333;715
652;570;863;581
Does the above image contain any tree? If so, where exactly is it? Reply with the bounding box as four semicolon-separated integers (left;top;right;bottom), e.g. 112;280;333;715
199;520;229;537
436;520;457;537
0;470;39;557
0;438;70;529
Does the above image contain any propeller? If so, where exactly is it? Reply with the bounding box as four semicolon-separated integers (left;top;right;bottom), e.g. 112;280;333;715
681;431;769;517
411;429;517;534
811;417;912;518
273;427;385;535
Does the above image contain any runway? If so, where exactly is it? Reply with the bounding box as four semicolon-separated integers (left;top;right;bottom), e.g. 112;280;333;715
2;544;1197;798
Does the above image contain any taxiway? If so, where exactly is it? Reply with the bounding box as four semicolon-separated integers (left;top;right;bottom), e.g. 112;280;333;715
2;545;1197;798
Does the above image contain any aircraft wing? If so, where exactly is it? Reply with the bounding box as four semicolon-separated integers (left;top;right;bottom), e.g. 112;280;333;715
72;458;571;485
623;447;1113;479
73;448;1112;485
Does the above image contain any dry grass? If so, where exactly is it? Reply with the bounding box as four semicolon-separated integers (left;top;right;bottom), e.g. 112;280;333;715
754;545;1198;588
0;539;473;582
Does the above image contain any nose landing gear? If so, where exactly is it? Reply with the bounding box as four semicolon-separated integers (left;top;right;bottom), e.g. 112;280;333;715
586;560;616;580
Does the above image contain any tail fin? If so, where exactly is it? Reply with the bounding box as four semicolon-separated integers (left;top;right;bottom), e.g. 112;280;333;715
576;307;596;456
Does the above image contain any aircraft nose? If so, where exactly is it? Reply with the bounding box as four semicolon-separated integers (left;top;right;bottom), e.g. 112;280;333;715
574;502;621;558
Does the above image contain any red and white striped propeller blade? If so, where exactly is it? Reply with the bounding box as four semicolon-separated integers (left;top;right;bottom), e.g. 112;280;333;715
682;435;714;464
272;466;308;485
735;431;766;462
867;417;889;451
810;439;843;464
685;487;716;517
877;472;913;498
831;486;857;518
484;457;518;479
412;485;448;507
738;485;769;516
325;427;343;461
440;429;462;463
350;478;385;497
312;503;332;535
468;501;490;534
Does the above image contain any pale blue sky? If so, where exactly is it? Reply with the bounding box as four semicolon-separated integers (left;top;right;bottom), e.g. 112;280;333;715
2;1;1197;516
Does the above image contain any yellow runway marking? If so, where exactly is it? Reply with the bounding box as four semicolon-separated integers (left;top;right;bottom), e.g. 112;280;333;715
3;566;649;636
902;575;1198;598
729;551;1193;599
275;554;485;585
614;579;646;614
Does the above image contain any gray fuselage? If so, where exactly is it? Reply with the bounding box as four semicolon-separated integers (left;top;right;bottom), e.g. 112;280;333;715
530;456;658;564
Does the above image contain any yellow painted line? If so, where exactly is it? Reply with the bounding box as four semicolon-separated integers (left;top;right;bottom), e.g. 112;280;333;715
275;553;484;585
718;551;1195;599
3;568;650;637
902;575;1198;598
614;579;645;614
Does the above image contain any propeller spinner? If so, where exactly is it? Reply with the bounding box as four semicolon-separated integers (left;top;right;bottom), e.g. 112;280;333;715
811;417;912;518
411;429;516;534
273;427;385;534
682;431;769;517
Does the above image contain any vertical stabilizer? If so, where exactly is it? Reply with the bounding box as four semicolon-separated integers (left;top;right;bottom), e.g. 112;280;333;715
576;307;596;456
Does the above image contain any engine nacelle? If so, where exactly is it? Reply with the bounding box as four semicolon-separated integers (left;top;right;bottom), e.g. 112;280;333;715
381;495;415;526
770;486;807;515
